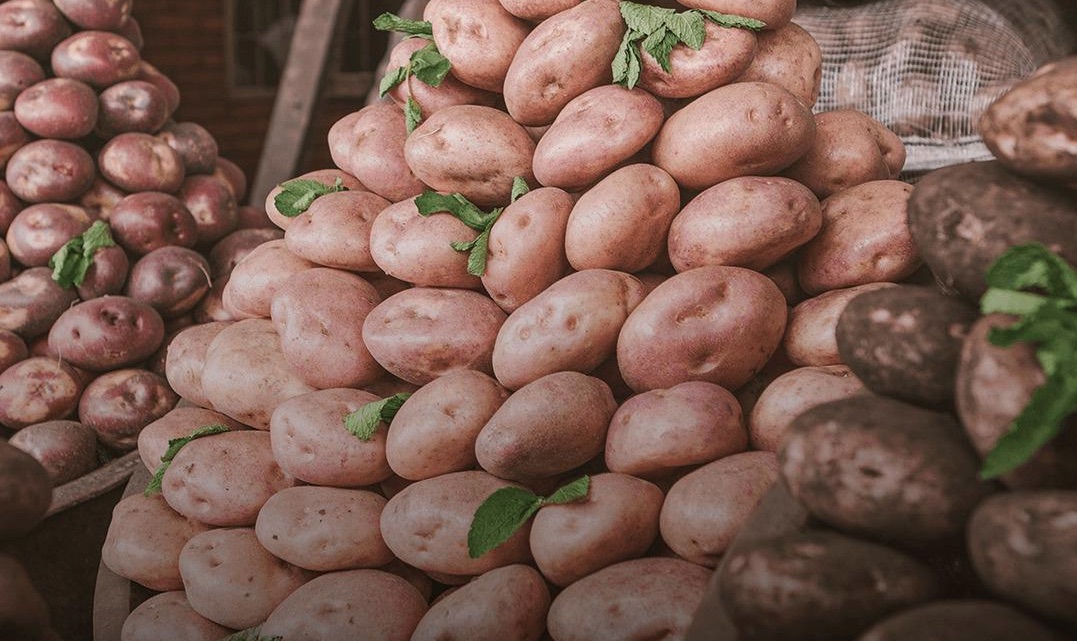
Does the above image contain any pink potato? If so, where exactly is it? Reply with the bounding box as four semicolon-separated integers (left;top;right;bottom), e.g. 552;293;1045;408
739;21;822;107
137;405;244;472
0;51;45;110
50;30;140;88
77;368;178;450
207;227;283;278
221;239;315;318
327;104;425;203
47;295;165;371
639;20;757;99
784;282;898;367
14;77;98;139
368;195;481;289
8;419;98;486
5;139;95;203
749;364;867;452
284;189;388;272
5;203;92;267
0;357;84;429
384;37;500;116
164;321;230;408
263;168;364;230
120;591;231;641
0;0;71;61
424;0;530;93
98;132;186;193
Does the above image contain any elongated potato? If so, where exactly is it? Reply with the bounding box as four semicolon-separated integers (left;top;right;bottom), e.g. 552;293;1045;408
284;190;390;272
425;0;530;93
8;419;97;486
368;196;481;290
749;364;866;452
738;21;821;107
47;295;165;371
858;600;1061;641
639;20;757;99
411;564;549;641
0;267;79;339
121;591;231;641
327;104;425;203
264;168;364;230
222;239;316;319
678;0;795;30
384;37;500;116
164;321;231;409
138;406;245;472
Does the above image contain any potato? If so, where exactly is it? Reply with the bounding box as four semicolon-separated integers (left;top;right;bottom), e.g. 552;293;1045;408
137;61;180;115
749;365;866;452
0;0;70;60
178;175;237;245
54;0;132;31
679;0;794;29
0;111;29;173
77;178;124;223
327;104;425;203
48;295;164;371
411;564;548;641
179;527;312;630
5;139;95;203
261;569;428;641
668;176;821;273
14;77;98;139
492;269;646;390
497;0;579;20
384;37;499;116
798;180;918;294
738;21;821;106
120;591;231;641
783;110;905;198
363;287;506;385
208;227;283;278
368;196;482;289
652;81;816;191
956;314;1077;489
221;239;315;319
200;318;317;429
50;30;140;88
0;441;52;539
719;531;940;641
532;87;664;191
617;265;787;392
0;554;51;640
0;329;28;372
255;486;392;572
857;600;1061;641
547;557;711;641
785;282;897;367
0;51;45;110
284;190;388;272
269;387;393;487
78;368;176;449
98;132;186;194
5;203;92;267
109;192;198;255
0;267;79;339
476;371;615;480
0;356;84;429
836;285;979;406
405;105;535;207
907;161;1077;302
660;451;779;566
980;57;1077;183
781;395;994;548
0;180;23;233
380;470;533;576
386;370;508;481
502;0;625;126
138;406;244;472
162;429;295;526
640;20;757;99
425;0;530;93
76;245;129;300
967;491;1077;626
100;492;212;592
164;321;230;408
125;246;211;319
157;122;218;176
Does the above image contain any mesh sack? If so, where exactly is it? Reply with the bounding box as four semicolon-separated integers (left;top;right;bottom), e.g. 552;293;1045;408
796;0;1077;173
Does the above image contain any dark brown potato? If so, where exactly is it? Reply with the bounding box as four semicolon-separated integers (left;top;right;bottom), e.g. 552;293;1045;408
14;77;98;139
212;157;247;202
98;132;186;193
0;328;28;371
0;111;29;172
157;121;219;175
96;79;169;137
207;227;283;278
0;50;45;110
78;368;178;449
76;244;129;300
124;245;211;318
109;191;198;255
5;203;92;267
836;285;980;406
136;61;179;115
8;419;99;486
50;30;141;88
53;0;132;30
178;174;237;245
77;176;127;221
857;600;1062;641
0;180;23;234
780;395;994;548
720;530;940;641
0;356;85;429
0;267;79;338
47;295;165;371
0;0;71;61
0;554;51;637
5;139;96;203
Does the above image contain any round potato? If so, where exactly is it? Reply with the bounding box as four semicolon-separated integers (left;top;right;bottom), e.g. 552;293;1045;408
5;139;95;203
411;564;549;641
784;282;897;367
101;492;212;592
284;189;389;272
327;105;425;203
138;406;244;472
138;61;180;114
492;269;646;390
0;112;29;172
109;192;198;255
386;370;509;481
0;267;79;339
0;51;45;111
639;20;757;99
96;79;170;137
739;23;823;104
668;176;821;273
0;441;53;539
78;368;178;449
98;132;185;194
617;265;787;392
425;0;530;93
157;122;219;176
48;296;165;371
652;81;816;191
858;600;1061;641
208;227;283;278
164;321;230;408
14;77;98;139
749;364;866;452
78;177;127;222
121;591;231;641
178;175;237;245
547;557;712;641
125;246;212;319
51;30;140;88
263;168;365;230
222;239;316;318
76;245;130;300
385;37;499;118
5;203;92;268
0;356;84;430
678;0;795;29
0;0;71;60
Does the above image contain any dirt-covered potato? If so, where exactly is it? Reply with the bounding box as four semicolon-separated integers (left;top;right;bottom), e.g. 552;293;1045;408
14;77;98;139
284;190;388;272
669;176;821;273
836;285;979;406
101;492;212;592
476;371;616;481
617;265;788;392
48;296;165;371
857;600;1061;641
738;21;821;107
425;0;529;93
0;440;52;539
177;175;237;245
156;122;218;176
368;196;481;290
0;51;45;110
749;364;866;452
720;530;940;641
77;368;177;449
120;591;231;641
381;470;533;576
785;282;897;367
163;321;229;408
0;267;79;339
547;557;712;641
502;0;625;126
51;30;140;88
124;246;211;319
781;395;994;548
411;564;549;641
6;139;95;203
137;405;244;472
5;203;92;267
327;105;424;203
639;20;757;99
221;238;315;318
0;356;84;429
179;527;312;630
98;132;186;194
0;0;71;61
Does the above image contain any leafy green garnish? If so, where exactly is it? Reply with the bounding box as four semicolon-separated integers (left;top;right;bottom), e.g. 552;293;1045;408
372;12;433;37
343;393;412;442
613;1;765;88
274;177;348;217
977;243;1077;479
510;176;530;203
467;476;590;558
404;96;423;133
220;626;282;641
48;221;116;289
379;43;452;98
144;424;230;496
415;186;517;276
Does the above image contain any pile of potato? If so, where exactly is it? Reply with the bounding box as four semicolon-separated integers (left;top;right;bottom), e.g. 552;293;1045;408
0;0;279;497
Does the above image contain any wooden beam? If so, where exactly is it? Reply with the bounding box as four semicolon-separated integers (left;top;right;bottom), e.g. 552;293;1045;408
250;0;345;209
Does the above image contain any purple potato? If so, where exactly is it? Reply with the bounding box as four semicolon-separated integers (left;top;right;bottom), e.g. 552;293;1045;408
14;77;98;139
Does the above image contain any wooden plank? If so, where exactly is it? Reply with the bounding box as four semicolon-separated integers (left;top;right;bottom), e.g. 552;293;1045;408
249;0;345;208
45;450;141;518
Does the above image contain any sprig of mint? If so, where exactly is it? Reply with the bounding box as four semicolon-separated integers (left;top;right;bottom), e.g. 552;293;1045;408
221;627;282;641
379;43;453;99
343;393;412;442
274;177;348;217
467;475;590;558
613;1;765;89
977;243;1077;479
510;176;530;203
372;12;433;37
404;96;423;133
49;220;116;289
144;424;230;496
415;188;509;276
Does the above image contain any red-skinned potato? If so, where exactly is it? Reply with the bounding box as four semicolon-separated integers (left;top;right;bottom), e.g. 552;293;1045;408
54;0;132;30
96;79;170;137
749;364;867;452
221;239;315;318
137;61;180;115
679;0;795;30
120;591;231;641
48;296;165;371
14;77;98;139
0;267;79;338
605;380;747;479
51;30;140;88
208;227;282;278
212;157;246;202
125;246;212;319
137;405;244;472
0;181;23;234
0;0;71;61
157;122;219;176
6;139;96;203
284;190;387;272
411;564;549;641
384;37;500;115
0;51;45;109
77;244;130;300
0;329;28;372
264;168;364;230
235;204;273;229
109;192;199;256
738;21;822;107
8;419;97;486
639;20;757;99
178;175;238;245
5;203;92;267
116;16;142;50
78;177;127;221
327;105;425;203
78;367;177;449
0;112;30;171
424;0;530;93
98;132;186;193
0;356;84;429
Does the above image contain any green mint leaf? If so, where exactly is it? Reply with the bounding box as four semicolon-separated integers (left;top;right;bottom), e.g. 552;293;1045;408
985;242;1077;301
467;486;542;558
642;27;679;73
980;288;1050;318
409;44;452;88
404;96;423;134
699;9;766;30
415;191;489;230
49;221;116;289
666;11;705;50
980;374;1077;478
465;227;492;276
510;176;530;203
620;1;673;34
373;12;433;36
379;65;409;98
612;30;643;89
343;393;412;442
274;177;348;217
144;424;230;496
541;475;591;506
